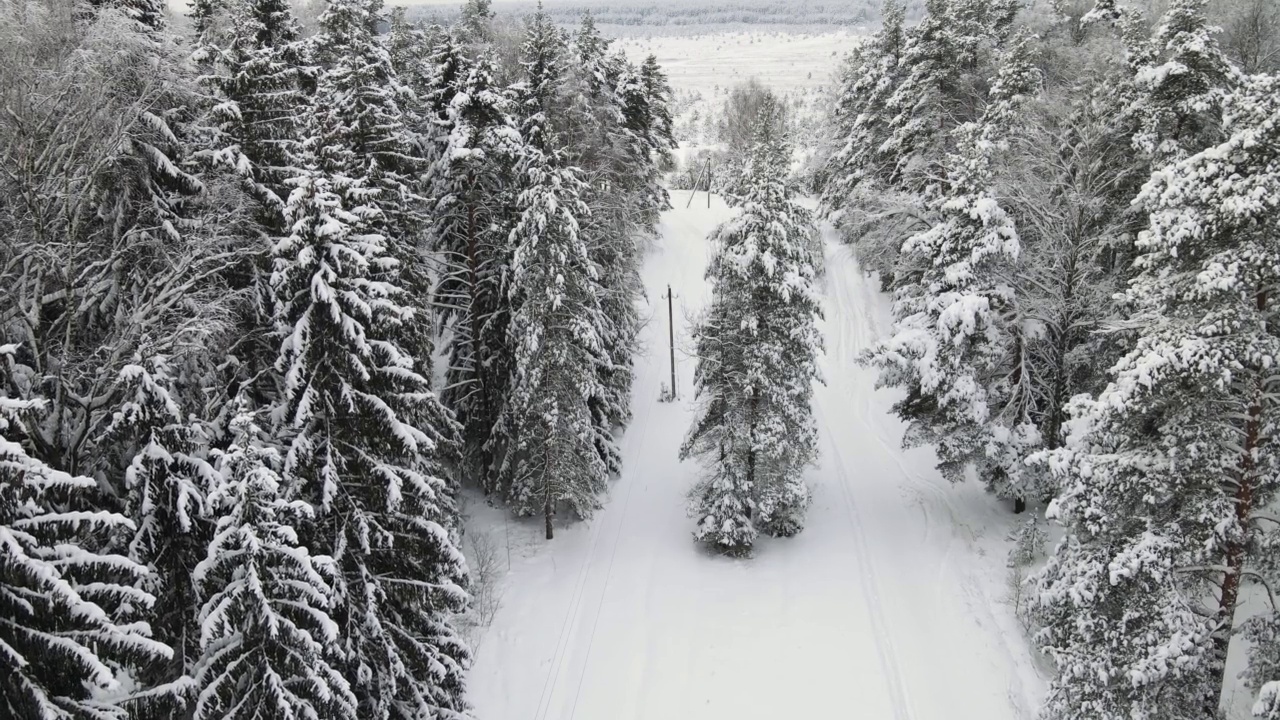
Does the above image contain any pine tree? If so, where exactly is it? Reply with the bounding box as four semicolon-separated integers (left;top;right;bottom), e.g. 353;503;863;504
458;0;494;46
1030;72;1280;720
880;0;1009;192
1128;0;1237;162
500;143;608;540
1;355;171;719
272;160;471;717
429;57;524;492
682;118;823;553
866;36;1041;496
192;408;356;720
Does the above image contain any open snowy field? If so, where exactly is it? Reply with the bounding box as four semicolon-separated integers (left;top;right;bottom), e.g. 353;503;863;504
462;193;1048;719
613;31;852;150
615;31;857;94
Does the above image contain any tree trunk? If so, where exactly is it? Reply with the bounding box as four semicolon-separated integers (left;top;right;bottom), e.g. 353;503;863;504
545;493;554;540
465;179;494;486
544;440;555;540
747;393;758;491
1207;289;1267;713
1014;496;1025;514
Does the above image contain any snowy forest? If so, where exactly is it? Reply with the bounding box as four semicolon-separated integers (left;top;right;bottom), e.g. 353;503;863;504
5;0;1280;717
820;0;1280;717
0;0;673;716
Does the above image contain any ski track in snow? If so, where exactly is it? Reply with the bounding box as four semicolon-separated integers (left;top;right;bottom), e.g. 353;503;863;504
466;196;1045;720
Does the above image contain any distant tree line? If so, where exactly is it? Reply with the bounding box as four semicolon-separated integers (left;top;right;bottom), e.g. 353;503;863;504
410;0;895;28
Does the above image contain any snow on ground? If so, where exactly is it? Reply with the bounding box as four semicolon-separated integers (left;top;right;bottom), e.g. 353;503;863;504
616;31;856;94
463;193;1047;720
617;31;848;169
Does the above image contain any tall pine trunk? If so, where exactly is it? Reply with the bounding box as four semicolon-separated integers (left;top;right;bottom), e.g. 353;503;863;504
465;180;493;486
544;441;555;540
747;392;758;517
1207;288;1267;714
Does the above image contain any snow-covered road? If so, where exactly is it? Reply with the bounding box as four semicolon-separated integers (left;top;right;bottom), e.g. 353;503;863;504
465;196;1045;720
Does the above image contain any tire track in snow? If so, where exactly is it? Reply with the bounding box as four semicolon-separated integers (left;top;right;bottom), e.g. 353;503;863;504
539;201;716;720
816;235;920;720
821;234;1040;718
821;237;961;538
533;345;661;720
565;361;660;720
818;402;917;720
532;493;613;720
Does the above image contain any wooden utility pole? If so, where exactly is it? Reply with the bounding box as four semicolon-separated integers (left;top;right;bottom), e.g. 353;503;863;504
706;158;712;209
686;162;703;209
666;284;677;400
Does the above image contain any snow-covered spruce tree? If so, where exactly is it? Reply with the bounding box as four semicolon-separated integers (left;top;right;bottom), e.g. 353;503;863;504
513;3;567;154
499;140;609;540
1030;73;1280;720
192;407;356;720
865;35;1041;502
714;79;789;207
682;121;822;553
196;0;307;225
102;356;221;699
1;351;171;719
637;54;677;162
821;0;1018;291
307;0;435;364
420;26;466;129
307;0;420;230
504;9;654;488
276;9;471;705
617;52;676;229
818;0;916;286
385;7;438;144
1259;684;1280;720
681;291;758;556
272;158;471;717
192;0;311;412
820;0;905;204
430;57;524;493
561;17;644;475
87;0;167;32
